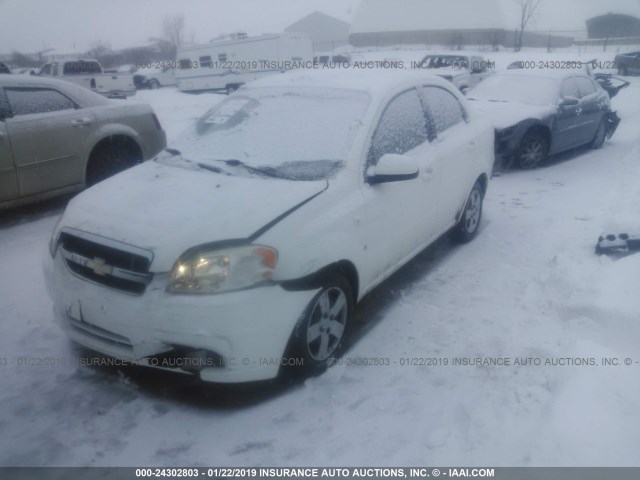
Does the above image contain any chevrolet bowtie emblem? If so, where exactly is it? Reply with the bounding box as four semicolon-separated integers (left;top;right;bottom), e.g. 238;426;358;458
87;257;113;276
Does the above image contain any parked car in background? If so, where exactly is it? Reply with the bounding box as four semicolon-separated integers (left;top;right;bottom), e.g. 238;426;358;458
0;62;11;74
0;76;166;210
38;59;137;98
468;70;620;170
44;69;493;384
135;65;177;89
615;51;640;76
615;52;640;75
418;54;494;94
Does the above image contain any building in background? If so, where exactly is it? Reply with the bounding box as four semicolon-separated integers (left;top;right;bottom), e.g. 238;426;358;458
285;11;351;53
348;0;574;49
348;0;640;50
583;13;640;47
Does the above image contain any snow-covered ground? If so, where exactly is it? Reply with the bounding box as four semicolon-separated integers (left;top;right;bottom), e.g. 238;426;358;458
1;74;639;467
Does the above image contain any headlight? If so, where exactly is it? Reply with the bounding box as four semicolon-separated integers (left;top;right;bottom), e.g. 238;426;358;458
48;217;64;258
167;245;278;294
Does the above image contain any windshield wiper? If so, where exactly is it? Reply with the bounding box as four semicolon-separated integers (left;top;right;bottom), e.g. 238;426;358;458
197;163;225;174
218;159;281;178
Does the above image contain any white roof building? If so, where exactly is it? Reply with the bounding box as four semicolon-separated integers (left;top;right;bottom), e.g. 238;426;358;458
349;0;640;47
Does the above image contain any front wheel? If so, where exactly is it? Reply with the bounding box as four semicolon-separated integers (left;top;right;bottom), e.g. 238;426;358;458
452;181;484;243
516;132;549;169
283;273;354;378
618;66;629;76
149;79;160;89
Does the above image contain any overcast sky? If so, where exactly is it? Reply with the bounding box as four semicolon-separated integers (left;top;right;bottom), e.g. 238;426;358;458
1;0;639;55
0;0;361;54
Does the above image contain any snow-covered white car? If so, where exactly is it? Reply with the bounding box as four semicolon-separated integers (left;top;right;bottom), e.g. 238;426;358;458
0;75;166;210
467;70;620;170
44;69;493;384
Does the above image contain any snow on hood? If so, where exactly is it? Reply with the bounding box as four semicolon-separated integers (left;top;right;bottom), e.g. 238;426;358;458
60;160;327;272
467;99;556;130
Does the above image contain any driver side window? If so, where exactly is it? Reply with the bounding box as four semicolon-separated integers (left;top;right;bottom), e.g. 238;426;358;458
369;89;429;166
561;78;581;99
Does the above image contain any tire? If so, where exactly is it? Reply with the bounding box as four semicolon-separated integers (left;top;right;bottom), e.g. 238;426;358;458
86;141;142;186
283;273;354;379
452;181;484;243
516;131;549;169
459;86;469;95
226;84;241;95
618;66;628;76
149;79;160;89
590;118;607;149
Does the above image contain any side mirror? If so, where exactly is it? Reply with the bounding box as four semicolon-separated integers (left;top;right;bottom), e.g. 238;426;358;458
559;96;579;107
367;154;419;185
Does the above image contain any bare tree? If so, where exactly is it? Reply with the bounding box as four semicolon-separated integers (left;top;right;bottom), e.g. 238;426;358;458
88;40;111;63
10;50;36;68
162;14;186;53
514;0;542;52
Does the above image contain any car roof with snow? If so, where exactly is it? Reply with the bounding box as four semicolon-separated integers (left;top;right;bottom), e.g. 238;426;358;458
0;74;76;88
241;68;459;101
492;69;591;81
0;74;110;106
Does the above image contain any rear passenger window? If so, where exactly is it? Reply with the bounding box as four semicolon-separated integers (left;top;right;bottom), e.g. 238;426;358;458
369;89;428;165
5;88;76;116
63;61;101;75
421;86;465;135
576;77;597;97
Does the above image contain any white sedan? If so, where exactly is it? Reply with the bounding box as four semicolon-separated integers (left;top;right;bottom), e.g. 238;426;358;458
44;69;494;383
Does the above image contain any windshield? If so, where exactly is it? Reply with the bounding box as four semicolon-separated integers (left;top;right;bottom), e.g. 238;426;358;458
172;86;370;181
468;75;559;106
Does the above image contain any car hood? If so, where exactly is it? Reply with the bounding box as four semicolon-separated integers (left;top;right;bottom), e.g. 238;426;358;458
60;159;328;272
467;100;556;130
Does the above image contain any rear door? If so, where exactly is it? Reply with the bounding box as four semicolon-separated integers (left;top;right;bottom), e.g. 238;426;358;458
0;89;19;203
4;87;91;196
420;85;477;229
575;76;605;141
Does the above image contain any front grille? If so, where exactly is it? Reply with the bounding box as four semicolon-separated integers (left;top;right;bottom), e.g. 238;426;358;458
59;228;153;295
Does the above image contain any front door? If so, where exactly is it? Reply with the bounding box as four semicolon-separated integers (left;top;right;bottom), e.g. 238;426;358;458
362;88;443;287
553;77;586;152
4;87;89;197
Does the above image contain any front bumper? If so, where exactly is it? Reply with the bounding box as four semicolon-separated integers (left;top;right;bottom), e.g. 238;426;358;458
44;251;318;383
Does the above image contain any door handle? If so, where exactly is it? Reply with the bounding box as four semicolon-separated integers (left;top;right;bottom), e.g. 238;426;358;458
575;108;583;116
71;118;92;127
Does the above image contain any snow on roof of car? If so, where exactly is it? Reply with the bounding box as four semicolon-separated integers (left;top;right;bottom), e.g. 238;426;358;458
0;74;110;105
242;68;457;100
492;69;592;81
